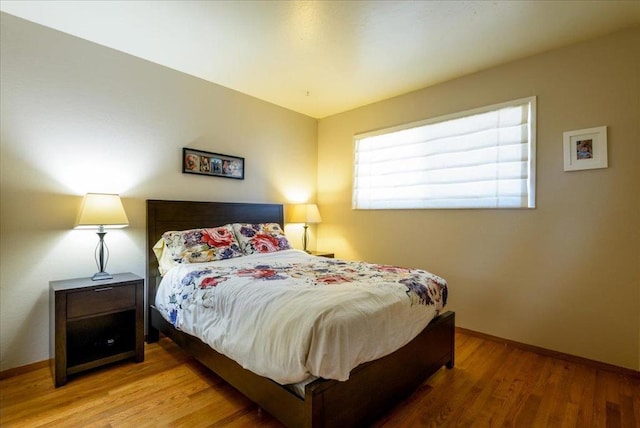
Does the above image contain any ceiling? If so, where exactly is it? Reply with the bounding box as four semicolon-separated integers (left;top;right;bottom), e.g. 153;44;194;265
1;1;639;118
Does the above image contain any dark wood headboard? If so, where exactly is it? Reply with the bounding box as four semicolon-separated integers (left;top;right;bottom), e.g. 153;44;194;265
146;199;284;311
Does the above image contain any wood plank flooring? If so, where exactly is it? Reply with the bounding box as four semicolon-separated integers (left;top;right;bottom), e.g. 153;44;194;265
1;331;638;427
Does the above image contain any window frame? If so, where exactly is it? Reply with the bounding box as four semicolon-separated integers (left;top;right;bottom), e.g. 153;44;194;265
352;96;537;210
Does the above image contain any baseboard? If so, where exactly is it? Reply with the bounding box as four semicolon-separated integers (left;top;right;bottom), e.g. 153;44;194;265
0;359;50;380
457;327;640;379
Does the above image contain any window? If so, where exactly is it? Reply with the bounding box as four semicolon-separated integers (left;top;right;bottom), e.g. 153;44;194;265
353;97;536;209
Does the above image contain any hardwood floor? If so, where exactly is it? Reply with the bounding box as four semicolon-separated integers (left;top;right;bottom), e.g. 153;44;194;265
1;331;638;427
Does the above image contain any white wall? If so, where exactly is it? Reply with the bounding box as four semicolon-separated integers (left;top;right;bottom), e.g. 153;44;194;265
0;13;317;371
317;26;640;371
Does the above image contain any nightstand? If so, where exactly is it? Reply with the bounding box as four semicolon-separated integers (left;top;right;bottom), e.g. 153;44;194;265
308;250;335;258
49;273;144;387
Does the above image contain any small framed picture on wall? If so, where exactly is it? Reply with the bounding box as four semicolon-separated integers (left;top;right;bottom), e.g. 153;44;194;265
563;126;608;171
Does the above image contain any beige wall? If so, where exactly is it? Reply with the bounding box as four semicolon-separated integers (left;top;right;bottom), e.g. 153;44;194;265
2;12;638;374
317;27;640;370
0;14;317;371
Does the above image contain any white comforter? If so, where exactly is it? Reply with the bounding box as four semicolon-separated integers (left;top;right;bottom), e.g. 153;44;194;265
155;249;447;385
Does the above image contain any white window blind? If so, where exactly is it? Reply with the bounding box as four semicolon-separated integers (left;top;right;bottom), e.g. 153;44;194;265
353;97;536;209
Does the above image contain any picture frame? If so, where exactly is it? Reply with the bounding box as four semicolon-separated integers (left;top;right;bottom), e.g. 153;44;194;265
563;126;608;172
183;148;245;180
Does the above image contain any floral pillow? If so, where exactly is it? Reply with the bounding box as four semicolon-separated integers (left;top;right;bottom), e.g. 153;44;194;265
162;224;243;263
232;223;291;255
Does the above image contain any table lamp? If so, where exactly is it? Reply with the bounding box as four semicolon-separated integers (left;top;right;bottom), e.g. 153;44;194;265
289;203;322;252
75;193;129;280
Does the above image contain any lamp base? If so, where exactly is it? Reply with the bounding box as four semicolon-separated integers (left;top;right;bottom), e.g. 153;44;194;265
92;229;112;281
302;224;309;252
91;271;113;281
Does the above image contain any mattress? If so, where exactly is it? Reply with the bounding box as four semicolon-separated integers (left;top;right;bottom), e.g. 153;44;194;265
155;249;447;385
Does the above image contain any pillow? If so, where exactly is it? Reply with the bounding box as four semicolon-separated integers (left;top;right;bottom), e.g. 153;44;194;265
232;223;291;255
152;238;178;276
162;224;243;264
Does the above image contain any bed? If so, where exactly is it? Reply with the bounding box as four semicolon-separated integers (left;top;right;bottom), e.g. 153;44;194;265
146;199;455;427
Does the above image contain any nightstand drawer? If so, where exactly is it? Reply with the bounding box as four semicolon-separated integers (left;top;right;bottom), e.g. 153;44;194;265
67;284;136;318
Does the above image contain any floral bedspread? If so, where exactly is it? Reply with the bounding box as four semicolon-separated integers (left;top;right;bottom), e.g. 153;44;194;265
156;250;448;384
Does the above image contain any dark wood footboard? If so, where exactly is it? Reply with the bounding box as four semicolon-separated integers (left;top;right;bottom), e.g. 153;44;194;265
150;304;454;428
303;310;455;427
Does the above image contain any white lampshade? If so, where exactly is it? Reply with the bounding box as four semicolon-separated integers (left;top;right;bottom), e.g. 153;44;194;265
289;204;322;224
75;193;129;229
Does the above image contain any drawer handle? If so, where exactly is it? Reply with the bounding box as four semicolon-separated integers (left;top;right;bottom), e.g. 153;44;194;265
94;287;113;292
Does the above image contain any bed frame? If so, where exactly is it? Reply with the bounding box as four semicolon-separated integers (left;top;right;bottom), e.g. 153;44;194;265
146;199;455;427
